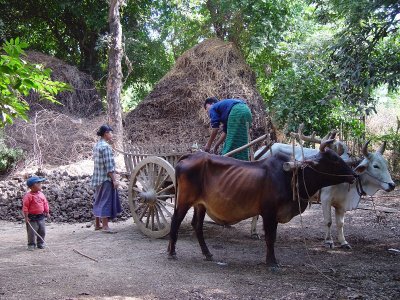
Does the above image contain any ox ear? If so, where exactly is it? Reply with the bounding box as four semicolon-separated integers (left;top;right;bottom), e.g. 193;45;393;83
354;161;368;175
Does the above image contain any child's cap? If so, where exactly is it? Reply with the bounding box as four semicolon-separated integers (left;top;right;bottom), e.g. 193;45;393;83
27;176;46;187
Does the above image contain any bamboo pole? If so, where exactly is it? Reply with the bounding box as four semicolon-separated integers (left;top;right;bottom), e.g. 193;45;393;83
223;134;268;157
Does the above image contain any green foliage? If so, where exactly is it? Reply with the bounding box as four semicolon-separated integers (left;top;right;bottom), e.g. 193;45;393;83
0;38;71;127
202;0;297;54
0;132;23;174
259;8;367;139
147;0;209;59
367;127;400;178
1;0;399;131
121;82;152;112
312;0;400;112
0;0;110;78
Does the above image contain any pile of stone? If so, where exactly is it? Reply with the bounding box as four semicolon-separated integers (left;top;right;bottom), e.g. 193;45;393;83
0;170;131;223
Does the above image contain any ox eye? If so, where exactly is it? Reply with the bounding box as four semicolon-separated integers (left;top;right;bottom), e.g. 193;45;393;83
373;165;379;169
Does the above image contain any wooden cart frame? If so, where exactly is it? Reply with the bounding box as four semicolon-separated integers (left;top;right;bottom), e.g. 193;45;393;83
121;135;267;238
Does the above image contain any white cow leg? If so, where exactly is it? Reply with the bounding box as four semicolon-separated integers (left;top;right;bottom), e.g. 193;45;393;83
250;216;260;240
335;208;351;249
322;200;334;248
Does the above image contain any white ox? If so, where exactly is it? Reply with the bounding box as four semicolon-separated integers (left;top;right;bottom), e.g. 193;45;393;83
254;141;395;248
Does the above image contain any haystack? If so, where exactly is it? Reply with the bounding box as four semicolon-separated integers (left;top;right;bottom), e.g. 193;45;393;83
124;38;274;147
4;51;105;168
5;111;105;167
23;51;103;117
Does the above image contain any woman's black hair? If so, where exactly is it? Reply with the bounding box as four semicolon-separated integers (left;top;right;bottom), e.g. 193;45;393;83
204;96;219;109
97;124;113;137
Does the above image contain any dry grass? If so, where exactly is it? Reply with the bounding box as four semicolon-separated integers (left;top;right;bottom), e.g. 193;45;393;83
5;110;106;168
124;38;275;147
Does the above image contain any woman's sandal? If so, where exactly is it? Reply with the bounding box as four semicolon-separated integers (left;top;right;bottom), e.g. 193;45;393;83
94;226;103;231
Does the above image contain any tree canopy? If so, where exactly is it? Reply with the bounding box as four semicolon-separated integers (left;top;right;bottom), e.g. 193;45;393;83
0;0;399;136
0;38;70;127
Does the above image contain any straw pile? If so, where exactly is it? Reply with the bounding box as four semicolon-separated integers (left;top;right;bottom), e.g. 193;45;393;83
4;51;105;168
124;38;274;147
23;51;103;117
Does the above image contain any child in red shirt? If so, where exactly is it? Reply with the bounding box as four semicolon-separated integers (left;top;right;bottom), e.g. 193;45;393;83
22;176;50;250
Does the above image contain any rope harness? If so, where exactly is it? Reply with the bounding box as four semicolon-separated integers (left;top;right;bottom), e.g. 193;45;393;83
289;152;368;293
290;163;356;203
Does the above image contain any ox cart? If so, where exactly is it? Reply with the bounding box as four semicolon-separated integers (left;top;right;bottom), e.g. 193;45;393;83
120;135;268;238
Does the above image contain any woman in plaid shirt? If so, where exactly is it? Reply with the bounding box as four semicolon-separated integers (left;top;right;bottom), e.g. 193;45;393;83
91;124;122;233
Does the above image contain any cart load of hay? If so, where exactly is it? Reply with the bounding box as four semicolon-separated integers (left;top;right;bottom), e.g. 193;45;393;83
124;38;274;147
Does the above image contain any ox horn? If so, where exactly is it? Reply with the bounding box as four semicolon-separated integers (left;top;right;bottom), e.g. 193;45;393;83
377;141;386;154
292;123;322;144
336;142;345;156
329;131;337;140
319;139;335;152
362;140;371;157
322;129;337;142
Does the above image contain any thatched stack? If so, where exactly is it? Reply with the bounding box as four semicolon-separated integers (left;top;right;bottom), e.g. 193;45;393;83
24;51;103;118
124;38;274;147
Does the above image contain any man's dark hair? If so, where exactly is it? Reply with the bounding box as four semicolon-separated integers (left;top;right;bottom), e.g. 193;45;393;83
204;96;219;109
97;124;113;137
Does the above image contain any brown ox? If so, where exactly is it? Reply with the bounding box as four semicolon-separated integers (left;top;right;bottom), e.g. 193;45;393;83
168;141;356;267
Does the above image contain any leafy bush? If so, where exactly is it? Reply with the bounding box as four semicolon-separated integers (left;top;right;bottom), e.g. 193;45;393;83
0;37;71;127
0;138;23;174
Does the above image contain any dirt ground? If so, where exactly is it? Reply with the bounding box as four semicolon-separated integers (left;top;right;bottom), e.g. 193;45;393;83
0;191;399;300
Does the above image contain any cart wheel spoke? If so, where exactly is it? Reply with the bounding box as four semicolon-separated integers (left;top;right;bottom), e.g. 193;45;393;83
157;198;175;208
154;168;165;191
144;208;151;228
134;201;146;213
153;207;161;230
155;203;167;226
132;186;143;193
128;156;176;238
138;204;150;221
156;203;169;223
155;172;170;192
137;173;150;190
156;194;175;199
156;183;174;195
157;201;173;218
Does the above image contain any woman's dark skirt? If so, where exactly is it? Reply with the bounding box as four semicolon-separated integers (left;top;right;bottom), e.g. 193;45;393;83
93;180;122;219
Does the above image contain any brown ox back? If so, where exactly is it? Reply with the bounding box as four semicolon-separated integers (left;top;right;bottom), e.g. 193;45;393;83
168;148;355;267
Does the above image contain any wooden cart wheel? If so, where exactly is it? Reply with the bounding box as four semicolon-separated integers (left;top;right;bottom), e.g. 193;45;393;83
128;156;176;238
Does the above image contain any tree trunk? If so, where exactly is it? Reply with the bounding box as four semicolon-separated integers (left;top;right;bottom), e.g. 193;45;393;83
107;0;124;149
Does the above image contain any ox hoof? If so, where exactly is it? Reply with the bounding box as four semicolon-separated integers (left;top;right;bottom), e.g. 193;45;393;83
204;254;213;261
269;266;281;273
168;254;177;260
324;241;334;249
340;243;352;250
266;262;281;273
251;234;261;240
